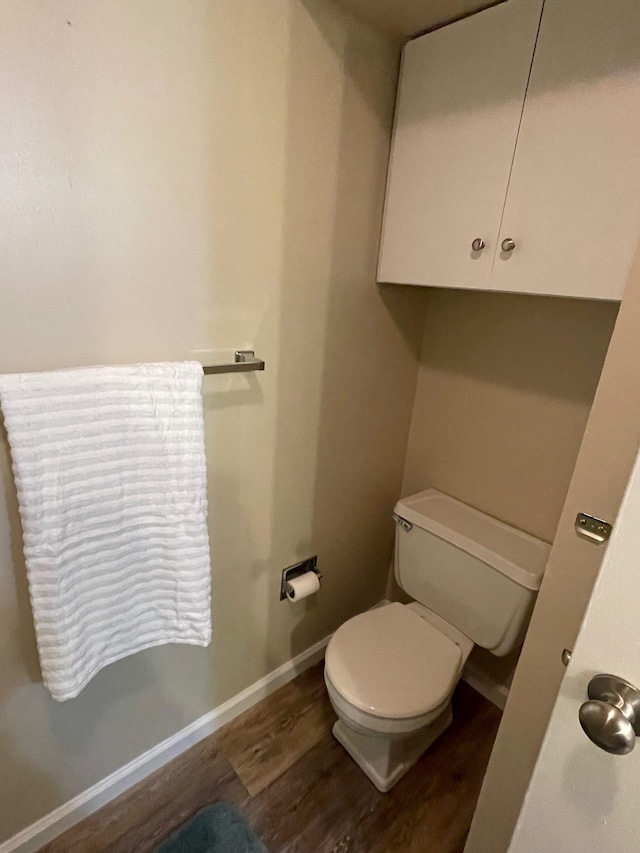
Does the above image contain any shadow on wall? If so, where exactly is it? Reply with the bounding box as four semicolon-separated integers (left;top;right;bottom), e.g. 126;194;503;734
265;0;430;668
0;732;58;841
397;0;640;124
0;417;42;687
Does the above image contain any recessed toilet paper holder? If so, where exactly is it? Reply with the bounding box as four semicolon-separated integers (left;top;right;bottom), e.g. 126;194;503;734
280;556;321;601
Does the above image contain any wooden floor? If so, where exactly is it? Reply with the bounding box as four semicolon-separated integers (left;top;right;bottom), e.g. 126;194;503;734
40;663;501;853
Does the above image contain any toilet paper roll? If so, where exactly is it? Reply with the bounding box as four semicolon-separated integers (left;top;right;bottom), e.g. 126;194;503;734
286;571;320;602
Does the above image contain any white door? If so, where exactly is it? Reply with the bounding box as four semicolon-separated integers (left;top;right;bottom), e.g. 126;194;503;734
509;445;640;851
377;0;542;290
491;0;640;301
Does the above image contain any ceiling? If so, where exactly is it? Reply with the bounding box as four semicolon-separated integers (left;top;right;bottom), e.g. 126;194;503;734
330;0;503;41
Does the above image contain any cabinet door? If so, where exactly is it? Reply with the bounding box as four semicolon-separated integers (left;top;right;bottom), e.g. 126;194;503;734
377;0;543;290
491;0;640;300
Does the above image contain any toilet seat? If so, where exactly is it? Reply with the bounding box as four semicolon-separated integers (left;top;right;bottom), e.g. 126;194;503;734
324;670;449;737
325;602;463;723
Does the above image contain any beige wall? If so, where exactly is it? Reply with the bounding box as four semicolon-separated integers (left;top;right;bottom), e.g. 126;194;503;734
403;288;618;543
465;249;640;852
0;1;427;842
400;288;617;692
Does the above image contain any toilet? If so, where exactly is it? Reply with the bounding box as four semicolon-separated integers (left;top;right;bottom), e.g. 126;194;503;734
324;488;550;792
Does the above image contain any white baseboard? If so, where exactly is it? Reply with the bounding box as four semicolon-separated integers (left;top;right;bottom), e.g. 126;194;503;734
462;660;509;711
0;635;330;853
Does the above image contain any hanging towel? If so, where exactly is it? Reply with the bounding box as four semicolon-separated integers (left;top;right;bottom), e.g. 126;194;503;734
0;362;211;701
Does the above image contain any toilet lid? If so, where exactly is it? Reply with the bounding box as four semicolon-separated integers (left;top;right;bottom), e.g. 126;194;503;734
325;603;462;719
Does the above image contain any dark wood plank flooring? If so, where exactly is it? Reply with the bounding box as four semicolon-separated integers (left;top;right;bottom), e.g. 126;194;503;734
40;662;501;853
216;663;334;796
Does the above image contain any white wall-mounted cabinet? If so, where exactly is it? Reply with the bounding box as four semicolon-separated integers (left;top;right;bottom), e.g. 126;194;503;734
378;0;640;301
377;0;543;292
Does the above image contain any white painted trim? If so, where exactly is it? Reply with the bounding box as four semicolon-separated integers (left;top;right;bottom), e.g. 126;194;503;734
462;661;509;711
0;635;330;853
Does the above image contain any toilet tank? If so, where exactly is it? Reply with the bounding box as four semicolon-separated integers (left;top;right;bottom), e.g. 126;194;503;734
394;489;550;656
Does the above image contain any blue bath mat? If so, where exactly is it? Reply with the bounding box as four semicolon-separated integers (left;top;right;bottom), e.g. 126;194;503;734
154;802;268;853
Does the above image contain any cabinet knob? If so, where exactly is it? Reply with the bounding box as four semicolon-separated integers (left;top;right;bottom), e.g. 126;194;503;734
501;237;516;252
471;238;486;252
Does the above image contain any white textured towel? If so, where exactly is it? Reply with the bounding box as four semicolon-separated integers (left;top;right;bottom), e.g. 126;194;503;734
0;362;211;701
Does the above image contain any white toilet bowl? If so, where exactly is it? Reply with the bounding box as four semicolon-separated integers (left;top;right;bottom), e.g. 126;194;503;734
324;601;473;792
324;489;549;791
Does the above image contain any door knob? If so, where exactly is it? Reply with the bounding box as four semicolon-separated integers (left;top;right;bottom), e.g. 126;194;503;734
471;238;485;251
501;237;516;252
579;674;640;755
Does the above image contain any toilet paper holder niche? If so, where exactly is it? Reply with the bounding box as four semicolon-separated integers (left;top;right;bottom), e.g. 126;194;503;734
279;556;322;601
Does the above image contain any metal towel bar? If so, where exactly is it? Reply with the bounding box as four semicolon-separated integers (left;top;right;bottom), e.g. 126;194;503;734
203;350;265;375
